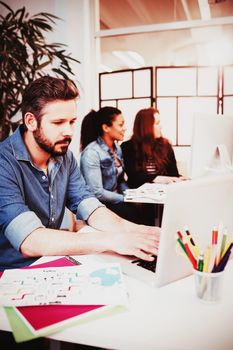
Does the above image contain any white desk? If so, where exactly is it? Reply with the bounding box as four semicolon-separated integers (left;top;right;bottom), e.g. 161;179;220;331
1;256;233;350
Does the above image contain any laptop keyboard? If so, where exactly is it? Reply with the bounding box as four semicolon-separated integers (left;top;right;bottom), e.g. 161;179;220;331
131;255;157;272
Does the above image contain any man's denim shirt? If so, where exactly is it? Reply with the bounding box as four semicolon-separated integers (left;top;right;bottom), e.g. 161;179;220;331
80;137;128;204
0;126;103;270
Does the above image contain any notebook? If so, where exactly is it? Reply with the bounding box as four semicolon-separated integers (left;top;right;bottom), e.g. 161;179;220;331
2;257;122;342
78;173;233;287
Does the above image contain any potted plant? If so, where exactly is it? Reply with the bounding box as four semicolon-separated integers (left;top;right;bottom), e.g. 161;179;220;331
0;1;80;141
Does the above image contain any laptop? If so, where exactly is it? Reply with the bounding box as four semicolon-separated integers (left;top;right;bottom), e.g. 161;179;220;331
76;173;233;287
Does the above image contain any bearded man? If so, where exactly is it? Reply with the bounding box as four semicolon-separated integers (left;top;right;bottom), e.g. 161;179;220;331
0;76;159;271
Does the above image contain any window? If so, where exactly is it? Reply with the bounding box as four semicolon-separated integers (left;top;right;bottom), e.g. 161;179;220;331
99;64;233;174
100;67;153;139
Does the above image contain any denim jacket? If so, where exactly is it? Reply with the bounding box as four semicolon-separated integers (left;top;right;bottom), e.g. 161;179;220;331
80;137;128;204
0;126;102;270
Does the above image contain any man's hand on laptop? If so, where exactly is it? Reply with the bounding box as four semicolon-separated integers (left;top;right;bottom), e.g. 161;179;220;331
110;226;160;261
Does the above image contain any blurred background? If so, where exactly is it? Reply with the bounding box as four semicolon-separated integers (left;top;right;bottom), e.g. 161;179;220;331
99;0;233;70
2;0;233;174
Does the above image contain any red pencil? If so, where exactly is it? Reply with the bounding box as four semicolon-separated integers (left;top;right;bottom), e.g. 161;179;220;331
177;230;183;241
212;227;218;245
184;241;197;269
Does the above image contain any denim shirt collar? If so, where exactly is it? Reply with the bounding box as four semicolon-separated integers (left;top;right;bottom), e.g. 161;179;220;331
97;136;119;157
10;125;63;167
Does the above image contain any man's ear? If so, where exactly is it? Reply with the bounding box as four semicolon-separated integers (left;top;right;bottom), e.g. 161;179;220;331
24;112;38;131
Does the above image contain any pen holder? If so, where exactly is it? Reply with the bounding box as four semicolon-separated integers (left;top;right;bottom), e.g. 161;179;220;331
193;269;225;302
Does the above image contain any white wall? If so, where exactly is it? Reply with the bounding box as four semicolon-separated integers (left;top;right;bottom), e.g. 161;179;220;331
3;0;99;158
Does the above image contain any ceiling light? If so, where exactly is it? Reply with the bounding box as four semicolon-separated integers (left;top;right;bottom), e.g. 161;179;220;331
112;50;145;69
198;0;211;20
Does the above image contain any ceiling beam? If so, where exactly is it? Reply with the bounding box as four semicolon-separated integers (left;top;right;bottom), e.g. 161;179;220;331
96;16;233;38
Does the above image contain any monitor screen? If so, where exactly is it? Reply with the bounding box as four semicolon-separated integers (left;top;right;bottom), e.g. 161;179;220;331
189;113;233;178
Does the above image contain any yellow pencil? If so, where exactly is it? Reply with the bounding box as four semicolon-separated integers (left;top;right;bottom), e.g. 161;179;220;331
222;233;233;257
220;232;228;260
208;244;217;272
184;228;200;258
215;224;224;265
203;246;211;272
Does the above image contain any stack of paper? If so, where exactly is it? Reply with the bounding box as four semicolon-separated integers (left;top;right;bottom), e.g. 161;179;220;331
1;257;128;343
124;183;167;203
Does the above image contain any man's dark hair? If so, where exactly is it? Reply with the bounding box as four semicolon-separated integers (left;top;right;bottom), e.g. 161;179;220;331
21;76;79;127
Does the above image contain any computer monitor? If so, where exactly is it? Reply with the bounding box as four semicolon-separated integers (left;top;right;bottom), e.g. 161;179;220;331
189;113;233;178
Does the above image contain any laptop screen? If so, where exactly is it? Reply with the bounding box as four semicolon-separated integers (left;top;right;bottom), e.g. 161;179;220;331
155;173;233;287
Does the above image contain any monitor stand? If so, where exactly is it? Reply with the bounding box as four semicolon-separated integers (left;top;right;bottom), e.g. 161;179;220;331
206;144;233;174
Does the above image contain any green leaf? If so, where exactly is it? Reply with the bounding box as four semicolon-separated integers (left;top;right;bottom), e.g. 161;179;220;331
0;1;80;139
0;1;13;14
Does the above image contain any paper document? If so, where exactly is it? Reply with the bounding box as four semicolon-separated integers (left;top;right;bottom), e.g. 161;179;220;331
124;183;167;203
1;257;116;343
0;263;128;307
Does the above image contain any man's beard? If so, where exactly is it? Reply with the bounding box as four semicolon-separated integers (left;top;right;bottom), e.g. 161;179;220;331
33;128;71;156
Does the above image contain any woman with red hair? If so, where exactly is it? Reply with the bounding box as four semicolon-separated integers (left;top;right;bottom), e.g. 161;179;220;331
121;107;186;189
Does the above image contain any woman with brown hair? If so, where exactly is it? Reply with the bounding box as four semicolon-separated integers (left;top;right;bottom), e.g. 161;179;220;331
121;107;186;188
